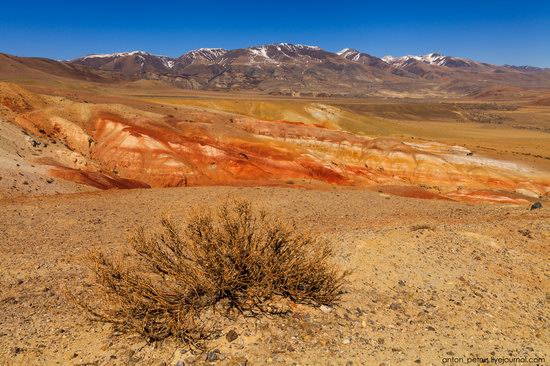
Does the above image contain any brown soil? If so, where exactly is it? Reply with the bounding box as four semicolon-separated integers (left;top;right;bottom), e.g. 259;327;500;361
1;187;548;365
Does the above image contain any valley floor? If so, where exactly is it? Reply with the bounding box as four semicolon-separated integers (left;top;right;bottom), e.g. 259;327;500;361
0;187;548;365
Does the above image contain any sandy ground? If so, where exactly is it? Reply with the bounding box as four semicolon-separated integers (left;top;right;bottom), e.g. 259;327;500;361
1;187;548;365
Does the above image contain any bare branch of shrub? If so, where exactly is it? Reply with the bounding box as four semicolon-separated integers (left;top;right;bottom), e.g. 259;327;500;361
78;199;348;344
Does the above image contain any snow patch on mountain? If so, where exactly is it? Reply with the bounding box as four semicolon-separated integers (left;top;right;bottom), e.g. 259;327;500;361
162;59;175;69
338;48;363;61
247;46;278;65
80;51;153;60
337;48;357;56
382;53;476;68
274;43;321;51
245;44;322;65
182;48;227;62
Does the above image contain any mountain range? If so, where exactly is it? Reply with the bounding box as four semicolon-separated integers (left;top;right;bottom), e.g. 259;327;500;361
2;43;549;97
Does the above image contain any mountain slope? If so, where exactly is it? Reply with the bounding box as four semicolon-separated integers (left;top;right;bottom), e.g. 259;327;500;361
70;51;175;75
0;53;112;83
69;44;412;95
381;52;550;84
338;48;407;74
71;44;412;95
43;44;550;96
382;53;485;69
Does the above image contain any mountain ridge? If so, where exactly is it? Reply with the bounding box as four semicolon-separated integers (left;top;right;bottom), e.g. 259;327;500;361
73;44;548;70
3;43;549;97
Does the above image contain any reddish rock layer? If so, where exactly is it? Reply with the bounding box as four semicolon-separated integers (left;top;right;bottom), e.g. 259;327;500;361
74;112;549;203
2;82;548;203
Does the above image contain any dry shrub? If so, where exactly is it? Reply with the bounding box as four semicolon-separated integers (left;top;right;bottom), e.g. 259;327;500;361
80;200;347;344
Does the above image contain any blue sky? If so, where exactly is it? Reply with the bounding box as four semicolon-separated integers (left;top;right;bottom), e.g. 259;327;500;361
1;0;549;67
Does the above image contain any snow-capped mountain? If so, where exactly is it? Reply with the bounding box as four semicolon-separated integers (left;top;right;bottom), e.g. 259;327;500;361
382;53;480;68
77;50;153;60
72;50;176;74
378;52;503;79
68;44;550;95
71;44;332;71
172;43;389;90
218;43;330;66
249;43;321;62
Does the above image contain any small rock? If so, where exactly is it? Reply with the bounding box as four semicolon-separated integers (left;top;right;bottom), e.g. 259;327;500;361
176;361;185;366
414;359;421;364
426;325;436;331
346;362;353;366
398;280;406;287
226;329;239;342
46;177;54;184
206;349;221;362
530;202;542;210
205;353;218;362
389;302;401;310
342;338;351;345
319;305;333;313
